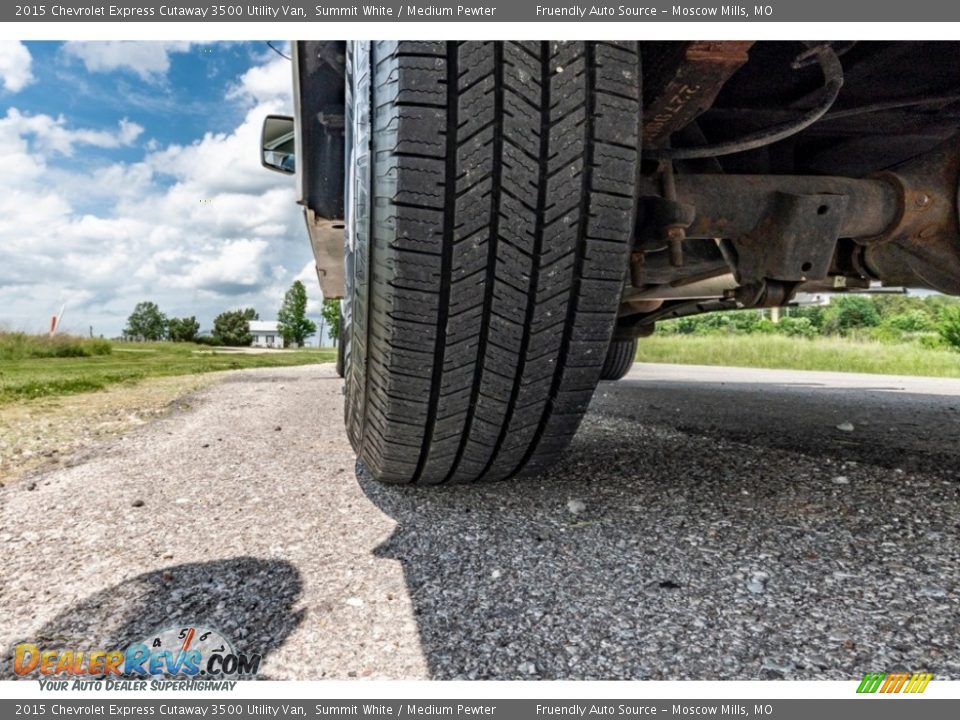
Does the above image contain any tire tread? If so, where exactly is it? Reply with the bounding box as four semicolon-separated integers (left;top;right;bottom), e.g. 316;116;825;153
346;41;640;483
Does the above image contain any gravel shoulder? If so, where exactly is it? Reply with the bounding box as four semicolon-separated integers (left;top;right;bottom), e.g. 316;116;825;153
0;374;219;486
1;362;958;680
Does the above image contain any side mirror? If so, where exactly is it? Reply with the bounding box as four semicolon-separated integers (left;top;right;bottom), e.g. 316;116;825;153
261;115;295;174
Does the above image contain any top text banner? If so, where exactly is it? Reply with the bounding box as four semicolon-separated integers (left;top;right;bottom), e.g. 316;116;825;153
6;1;960;22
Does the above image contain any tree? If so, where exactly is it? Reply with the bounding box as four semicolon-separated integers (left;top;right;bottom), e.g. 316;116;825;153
213;309;254;346
277;280;317;347
791;304;826;332
167;316;200;342
777;316;817;339
124;302;167;341
883;309;935;333
241;307;259;322
823;295;881;335
938;305;960;351
321;299;341;340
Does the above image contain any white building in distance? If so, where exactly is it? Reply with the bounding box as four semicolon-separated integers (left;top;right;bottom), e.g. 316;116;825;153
249;320;283;348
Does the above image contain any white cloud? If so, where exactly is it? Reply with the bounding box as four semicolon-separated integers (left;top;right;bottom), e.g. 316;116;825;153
228;55;293;105
0;46;319;337
168;238;271;293
1;108;143;156
62;41;192;81
147;108;283;196
0;41;34;92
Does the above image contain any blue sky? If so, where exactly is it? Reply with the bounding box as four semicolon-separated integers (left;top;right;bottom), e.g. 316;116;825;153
0;41;332;342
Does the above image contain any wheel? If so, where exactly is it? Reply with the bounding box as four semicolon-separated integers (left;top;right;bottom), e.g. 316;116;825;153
600;338;637;381
335;305;345;378
343;41;641;483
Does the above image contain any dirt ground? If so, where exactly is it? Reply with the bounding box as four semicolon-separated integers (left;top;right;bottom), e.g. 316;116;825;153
0;375;219;486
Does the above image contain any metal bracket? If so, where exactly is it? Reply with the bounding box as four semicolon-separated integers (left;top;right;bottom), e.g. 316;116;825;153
304;209;345;299
732;191;848;285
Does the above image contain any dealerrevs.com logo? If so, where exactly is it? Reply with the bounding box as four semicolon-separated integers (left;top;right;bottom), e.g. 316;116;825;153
14;625;260;689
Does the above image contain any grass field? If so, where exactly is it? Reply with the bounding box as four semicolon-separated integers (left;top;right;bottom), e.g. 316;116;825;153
634;334;960;378
0;339;335;404
3;332;958;407
0;331;112;361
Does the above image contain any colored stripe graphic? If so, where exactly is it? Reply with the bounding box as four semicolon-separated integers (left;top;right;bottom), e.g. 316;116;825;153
857;672;932;694
881;672;909;693
904;673;934;693
857;673;885;693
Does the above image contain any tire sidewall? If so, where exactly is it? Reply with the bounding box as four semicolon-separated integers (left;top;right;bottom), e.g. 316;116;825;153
342;41;370;441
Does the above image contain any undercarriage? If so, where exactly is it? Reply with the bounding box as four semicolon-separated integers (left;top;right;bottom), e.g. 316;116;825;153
619;40;960;337
293;40;960;335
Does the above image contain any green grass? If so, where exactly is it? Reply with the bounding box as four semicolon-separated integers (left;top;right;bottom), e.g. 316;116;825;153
0;331;112;361
635;334;960;378
0;340;335;404
8;332;954;406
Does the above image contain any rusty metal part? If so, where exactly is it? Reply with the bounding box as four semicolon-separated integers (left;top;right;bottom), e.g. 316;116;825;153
635;195;695;252
635;138;960;293
643;42;754;148
630;253;728;287
614;298;740;339
666;227;686;266
647;44;844;161
729;280;797;308
832;239;876;281
660;163;689;266
304;210;345;298
732;191;849;284
668;263;732;288
861;136;960;294
665;174;901;240
622;134;960;330
631;173;900;299
631;273;738;301
795;276;872;293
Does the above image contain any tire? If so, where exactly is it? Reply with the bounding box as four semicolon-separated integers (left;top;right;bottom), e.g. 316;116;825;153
343;41;641;483
600;339;637;380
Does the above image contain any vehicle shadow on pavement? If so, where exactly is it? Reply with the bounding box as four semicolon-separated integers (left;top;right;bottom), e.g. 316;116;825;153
358;412;960;681
1;557;304;680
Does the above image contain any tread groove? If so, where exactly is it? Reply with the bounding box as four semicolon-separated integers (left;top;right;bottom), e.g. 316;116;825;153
411;42;458;484
513;42;596;477
446;43;505;483
477;41;551;482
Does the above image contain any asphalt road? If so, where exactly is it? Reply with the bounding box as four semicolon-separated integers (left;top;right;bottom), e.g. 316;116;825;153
1;362;958;680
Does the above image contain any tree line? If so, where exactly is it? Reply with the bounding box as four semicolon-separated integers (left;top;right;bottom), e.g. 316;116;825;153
658;294;960;351
123;281;341;347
